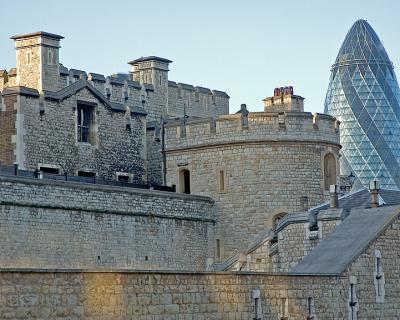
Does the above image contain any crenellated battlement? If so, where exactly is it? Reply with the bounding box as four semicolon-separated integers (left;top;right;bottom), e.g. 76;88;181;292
2;32;230;122
167;81;229;119
165;109;340;151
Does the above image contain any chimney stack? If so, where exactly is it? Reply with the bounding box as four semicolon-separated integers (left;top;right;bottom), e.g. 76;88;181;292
329;185;339;208
369;179;381;208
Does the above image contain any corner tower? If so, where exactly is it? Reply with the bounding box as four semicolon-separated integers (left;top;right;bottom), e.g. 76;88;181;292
324;20;400;189
11;31;63;92
128;56;171;120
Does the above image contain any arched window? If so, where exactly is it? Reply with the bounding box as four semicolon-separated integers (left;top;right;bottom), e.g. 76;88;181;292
324;153;336;190
179;169;191;194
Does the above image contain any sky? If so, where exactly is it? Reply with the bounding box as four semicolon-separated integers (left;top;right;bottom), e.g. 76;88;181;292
1;0;400;113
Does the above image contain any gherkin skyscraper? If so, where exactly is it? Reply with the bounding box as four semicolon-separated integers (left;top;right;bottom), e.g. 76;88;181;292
325;19;400;189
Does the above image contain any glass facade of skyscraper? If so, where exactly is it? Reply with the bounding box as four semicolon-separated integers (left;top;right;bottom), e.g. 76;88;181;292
325;20;400;189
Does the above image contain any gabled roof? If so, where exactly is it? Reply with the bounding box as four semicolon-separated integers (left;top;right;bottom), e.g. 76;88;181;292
309;188;400;216
43;79;146;115
292;205;400;275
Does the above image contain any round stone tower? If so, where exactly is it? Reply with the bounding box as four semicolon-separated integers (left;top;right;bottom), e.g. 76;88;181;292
164;88;341;259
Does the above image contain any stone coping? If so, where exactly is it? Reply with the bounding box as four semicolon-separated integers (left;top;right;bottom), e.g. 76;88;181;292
166;139;341;153
0;268;337;277
0;175;214;203
164;111;336;127
10;31;64;40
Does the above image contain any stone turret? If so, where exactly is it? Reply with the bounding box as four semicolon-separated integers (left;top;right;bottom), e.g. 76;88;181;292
11;31;64;92
128;56;172;121
263;86;304;112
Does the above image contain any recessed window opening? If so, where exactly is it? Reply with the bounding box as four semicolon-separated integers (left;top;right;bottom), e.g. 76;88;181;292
179;169;191;194
374;250;385;303
307;297;315;320
26;52;31;64
281;297;288;320
324;153;337;190
39;166;60;175
77;104;95;144
216;239;221;259
78;171;96;178
48;51;53;65
118;175;130;183
219;170;225;192
349;283;358;320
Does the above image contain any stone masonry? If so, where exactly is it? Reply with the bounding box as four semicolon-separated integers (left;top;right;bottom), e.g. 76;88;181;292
0;175;215;271
165;96;341;259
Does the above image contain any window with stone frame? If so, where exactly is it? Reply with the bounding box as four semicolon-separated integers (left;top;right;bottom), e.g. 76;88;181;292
324;153;337;190
77;104;95;144
374;250;385;303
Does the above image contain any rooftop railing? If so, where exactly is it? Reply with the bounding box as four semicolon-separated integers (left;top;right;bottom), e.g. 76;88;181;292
0;164;175;192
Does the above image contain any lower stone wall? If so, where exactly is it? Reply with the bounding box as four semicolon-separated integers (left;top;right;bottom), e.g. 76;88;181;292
0;176;215;270
0;270;345;319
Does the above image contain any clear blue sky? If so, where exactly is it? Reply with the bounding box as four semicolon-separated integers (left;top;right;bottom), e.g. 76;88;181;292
1;0;399;113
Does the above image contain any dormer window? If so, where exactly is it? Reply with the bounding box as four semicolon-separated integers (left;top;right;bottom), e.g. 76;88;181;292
77;103;96;144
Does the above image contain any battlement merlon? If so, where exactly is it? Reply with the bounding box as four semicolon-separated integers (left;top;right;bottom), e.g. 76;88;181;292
164;111;340;151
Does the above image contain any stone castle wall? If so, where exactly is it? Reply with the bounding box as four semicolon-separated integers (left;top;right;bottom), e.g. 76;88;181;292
6;88;147;182
167;82;229;119
146;123;164;186
0;176;215;270
165;112;341;258
0;210;398;319
0;94;17;165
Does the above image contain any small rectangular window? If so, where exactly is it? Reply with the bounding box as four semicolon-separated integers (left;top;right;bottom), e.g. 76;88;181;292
26;52;32;64
216;239;221;259
78;171;96;178
40;166;59;174
117;175;130;183
219;170;225;192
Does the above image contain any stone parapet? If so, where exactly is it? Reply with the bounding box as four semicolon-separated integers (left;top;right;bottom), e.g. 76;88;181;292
165;111;340;151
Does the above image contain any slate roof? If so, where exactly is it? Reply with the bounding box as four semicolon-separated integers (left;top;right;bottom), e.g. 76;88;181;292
107;76;125;86
69;69;87;79
43;79;147;115
309;188;400;216
126;80;141;89
168;81;178;88
10;31;64;40
292;205;400;275
1;86;40;98
59;65;69;76
128;56;172;65
88;73;106;82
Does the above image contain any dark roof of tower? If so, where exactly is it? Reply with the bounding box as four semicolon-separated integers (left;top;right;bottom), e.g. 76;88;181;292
10;31;64;40
128;56;172;65
333;19;392;69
